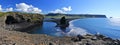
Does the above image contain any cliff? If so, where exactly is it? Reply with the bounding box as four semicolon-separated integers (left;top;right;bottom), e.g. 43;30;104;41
0;12;44;31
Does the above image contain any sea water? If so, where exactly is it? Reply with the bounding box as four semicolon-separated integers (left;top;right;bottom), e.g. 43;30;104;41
32;18;120;39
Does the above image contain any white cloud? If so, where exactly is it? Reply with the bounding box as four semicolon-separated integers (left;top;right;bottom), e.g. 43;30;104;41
16;3;31;12
0;5;13;12
50;6;72;13
16;3;42;13
50;9;65;13
6;7;13;12
0;5;2;11
0;3;42;13
62;6;72;11
28;7;42;13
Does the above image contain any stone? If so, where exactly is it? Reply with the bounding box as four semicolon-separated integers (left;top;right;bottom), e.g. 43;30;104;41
77;35;85;41
91;36;97;40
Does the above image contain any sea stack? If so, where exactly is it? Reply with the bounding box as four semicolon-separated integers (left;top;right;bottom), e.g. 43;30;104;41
59;16;69;30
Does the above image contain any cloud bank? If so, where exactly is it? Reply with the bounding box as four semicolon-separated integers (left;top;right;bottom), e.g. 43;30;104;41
0;3;42;13
50;9;66;13
0;3;72;14
16;3;42;13
6;7;13;12
50;6;72;13
0;5;13;12
62;6;72;12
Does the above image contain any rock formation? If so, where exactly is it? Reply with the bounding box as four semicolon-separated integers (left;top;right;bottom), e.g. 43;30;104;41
5;15;17;24
60;16;66;25
4;12;44;31
60;16;69;30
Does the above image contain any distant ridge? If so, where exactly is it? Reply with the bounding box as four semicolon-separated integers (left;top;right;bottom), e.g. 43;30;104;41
46;13;106;18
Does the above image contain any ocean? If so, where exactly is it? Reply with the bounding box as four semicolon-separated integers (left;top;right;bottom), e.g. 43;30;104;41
31;18;120;39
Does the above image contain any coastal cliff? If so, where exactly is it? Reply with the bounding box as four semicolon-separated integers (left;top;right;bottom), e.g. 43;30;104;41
3;12;44;31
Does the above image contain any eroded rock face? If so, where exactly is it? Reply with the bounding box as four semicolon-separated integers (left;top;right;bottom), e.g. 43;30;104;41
4;12;44;31
5;15;25;24
5;15;17;24
60;16;66;25
15;14;25;23
59;16;69;30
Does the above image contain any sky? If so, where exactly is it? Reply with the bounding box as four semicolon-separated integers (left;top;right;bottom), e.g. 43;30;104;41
0;0;120;17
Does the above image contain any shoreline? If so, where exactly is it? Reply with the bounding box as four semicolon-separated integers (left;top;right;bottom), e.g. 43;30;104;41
1;28;120;45
1;25;120;45
2;19;120;45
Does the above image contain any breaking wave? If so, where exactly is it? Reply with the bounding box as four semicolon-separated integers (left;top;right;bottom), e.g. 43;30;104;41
108;18;120;26
67;19;89;36
33;18;120;39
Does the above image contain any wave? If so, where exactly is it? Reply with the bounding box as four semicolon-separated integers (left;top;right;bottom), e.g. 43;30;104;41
53;18;120;39
108;18;120;26
66;19;89;36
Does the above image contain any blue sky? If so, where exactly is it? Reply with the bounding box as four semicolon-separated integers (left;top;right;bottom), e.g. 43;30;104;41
0;0;120;17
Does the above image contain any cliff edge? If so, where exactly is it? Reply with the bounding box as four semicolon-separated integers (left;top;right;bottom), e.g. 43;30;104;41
2;12;44;31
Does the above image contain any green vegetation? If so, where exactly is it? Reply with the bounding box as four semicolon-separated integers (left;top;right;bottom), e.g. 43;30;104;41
45;15;65;19
45;15;85;19
45;14;106;19
0;12;6;17
2;12;44;24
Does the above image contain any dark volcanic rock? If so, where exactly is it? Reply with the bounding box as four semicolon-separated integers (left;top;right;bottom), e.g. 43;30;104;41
5;15;17;24
60;16;66;25
77;35;85;41
59;16;69;30
71;35;85;42
15;14;25;23
4;12;44;31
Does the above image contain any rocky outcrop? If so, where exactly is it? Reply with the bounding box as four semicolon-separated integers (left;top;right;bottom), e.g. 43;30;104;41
59;16;69;30
60;16;67;25
4;12;44;31
71;34;120;45
5;15;17;24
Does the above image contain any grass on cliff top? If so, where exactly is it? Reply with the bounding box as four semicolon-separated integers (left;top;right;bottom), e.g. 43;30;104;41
0;12;6;17
0;12;44;24
0;12;44;17
45;15;85;19
31;18;40;21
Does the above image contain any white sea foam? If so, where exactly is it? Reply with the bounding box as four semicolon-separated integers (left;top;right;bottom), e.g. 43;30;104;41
66;19;88;36
54;27;67;36
54;19;89;36
108;18;120;26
